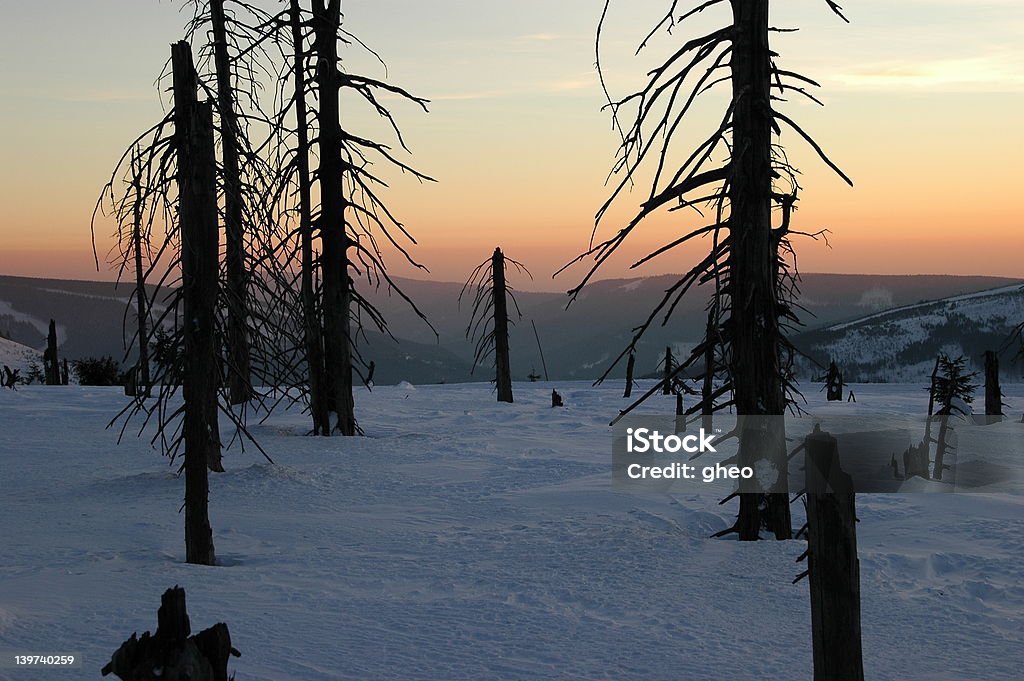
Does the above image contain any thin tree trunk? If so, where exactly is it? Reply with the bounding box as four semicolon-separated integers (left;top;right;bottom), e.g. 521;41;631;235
624;350;635;398
984;350;1002;417
662;346;673;395
210;0;252;405
702;307;716;433
292;0;330;436
131;149;151;396
173;40;219;565
313;0;356;435
492;248;514;403
728;0;791;540
45;319;60;385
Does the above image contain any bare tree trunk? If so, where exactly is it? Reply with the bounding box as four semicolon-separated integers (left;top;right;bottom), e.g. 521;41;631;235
131;150;151;397
702;307;716;433
984;350;1003;417
173;41;219;565
728;0;790;540
662;346;673;395
313;0;356;435
804;429;864;681
623;350;635;398
292;0;330;436
209;0;252;405
492;248;514;403
44;319;60;385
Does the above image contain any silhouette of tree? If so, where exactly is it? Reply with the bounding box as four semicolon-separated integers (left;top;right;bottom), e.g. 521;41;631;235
561;0;852;539
461;248;531;403
257;0;436;435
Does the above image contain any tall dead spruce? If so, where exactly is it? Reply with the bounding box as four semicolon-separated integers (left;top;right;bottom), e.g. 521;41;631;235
259;0;435;435
461;248;531;403
564;0;853;539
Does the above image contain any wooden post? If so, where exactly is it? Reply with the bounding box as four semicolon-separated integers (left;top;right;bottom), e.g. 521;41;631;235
984;350;1003;417
662;346;673;395
804;428;864;681
173;40;220;566
44;319;60;385
492;248;514;403
210;0;253;405
623;350;635;398
313;0;357;435
291;0;329;435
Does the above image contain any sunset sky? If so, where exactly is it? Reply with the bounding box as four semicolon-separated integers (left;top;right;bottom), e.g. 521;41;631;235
0;0;1021;290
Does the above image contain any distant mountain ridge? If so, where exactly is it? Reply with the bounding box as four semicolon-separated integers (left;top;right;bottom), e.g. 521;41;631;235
1;272;1021;384
794;283;1024;383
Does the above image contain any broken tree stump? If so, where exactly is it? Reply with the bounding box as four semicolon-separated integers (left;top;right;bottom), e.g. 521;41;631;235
802;427;864;681
101;586;239;681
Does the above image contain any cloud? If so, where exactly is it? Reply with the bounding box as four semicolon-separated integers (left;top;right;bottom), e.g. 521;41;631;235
831;55;1024;92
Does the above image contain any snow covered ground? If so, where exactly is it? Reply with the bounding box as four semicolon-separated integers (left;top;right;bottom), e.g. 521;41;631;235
1;382;1023;680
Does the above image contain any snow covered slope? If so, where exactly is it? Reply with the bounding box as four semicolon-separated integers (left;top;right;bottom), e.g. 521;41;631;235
1;383;1022;680
796;284;1024;382
0;336;38;375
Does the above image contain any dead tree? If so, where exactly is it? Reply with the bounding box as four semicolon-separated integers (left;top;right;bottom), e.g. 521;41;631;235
928;354;976;481
173;41;221;564
797;427;865;681
208;0;253;404
662;346;674;395
101;586;239;680
984;350;1003;417
129;150;151;397
291;0;329;435
461;248;531;403
623;350;636;398
560;0;852;540
2;365;19;389
820;360;844;401
44;319;60;385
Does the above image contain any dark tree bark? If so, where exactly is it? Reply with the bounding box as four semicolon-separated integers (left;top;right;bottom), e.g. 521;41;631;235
101;586;240;681
44;319;60;385
662;346;673;395
492;248;514;403
623;350;635;398
292;0;330;435
173;40;220;565
210;0;253;405
803;429;864;681
984;350;1003;417
313;0;357;435
130;150;151;397
728;0;791;540
702;306;717;434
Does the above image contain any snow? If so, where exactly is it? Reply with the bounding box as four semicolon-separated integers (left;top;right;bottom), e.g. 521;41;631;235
1;382;1023;680
0;337;38;374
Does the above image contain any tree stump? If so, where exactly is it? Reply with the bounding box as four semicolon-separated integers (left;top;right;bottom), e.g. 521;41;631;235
101;586;239;681
803;428;864;681
551;389;563;408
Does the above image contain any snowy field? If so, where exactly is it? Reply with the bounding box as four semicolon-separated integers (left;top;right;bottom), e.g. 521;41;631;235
2;382;1023;680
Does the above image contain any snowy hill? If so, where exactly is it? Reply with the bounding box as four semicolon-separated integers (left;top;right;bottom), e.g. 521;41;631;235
3;273;1020;383
796;284;1024;382
1;382;1023;680
0;336;38;375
